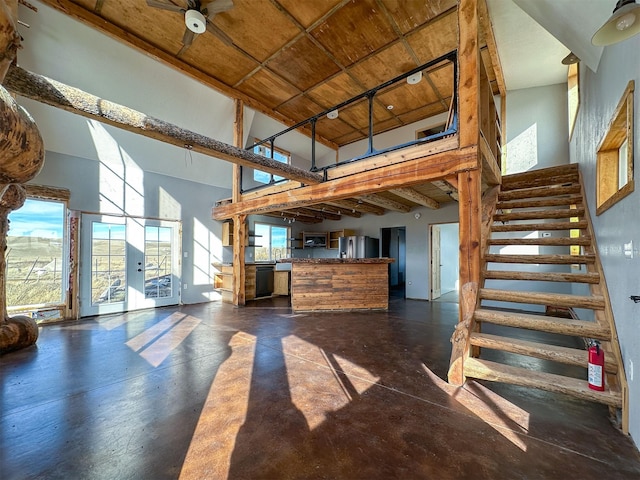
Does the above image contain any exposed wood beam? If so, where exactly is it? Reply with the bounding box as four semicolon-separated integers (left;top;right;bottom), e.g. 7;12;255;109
232;215;246;306
478;0;506;98
35;0;339;151
262;212;322;224
433;179;459;201
326;199;385;216
241;181;304;201
289;207;341;221
390;187;440;209
479;133;501;186
232;99;243;203
315;203;361;218
357;194;411;213
4;65;324;185
458;0;480;150
213;147;478;219
0;0;19;81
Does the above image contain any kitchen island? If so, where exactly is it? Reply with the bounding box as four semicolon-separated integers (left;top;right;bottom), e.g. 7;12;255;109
279;258;394;312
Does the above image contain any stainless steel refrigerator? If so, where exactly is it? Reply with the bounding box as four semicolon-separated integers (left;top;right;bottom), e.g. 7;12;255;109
338;236;379;258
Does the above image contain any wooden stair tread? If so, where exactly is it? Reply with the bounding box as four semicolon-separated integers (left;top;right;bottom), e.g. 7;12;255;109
485;254;594;265
464;357;621;407
494;208;584;222
501;163;579;182
480;288;605;309
498;184;581;201
496;195;583;209
500;175;579;192
483;270;601;284
469;333;617;373
488;237;591;246
474;308;610;339
491;221;587;232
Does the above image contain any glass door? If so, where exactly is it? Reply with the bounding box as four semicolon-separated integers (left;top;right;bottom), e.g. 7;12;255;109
80;214;181;317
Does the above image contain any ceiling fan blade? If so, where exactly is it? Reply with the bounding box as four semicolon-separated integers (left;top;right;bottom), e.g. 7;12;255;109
181;27;196;47
205;22;233;46
203;0;233;17
146;0;184;13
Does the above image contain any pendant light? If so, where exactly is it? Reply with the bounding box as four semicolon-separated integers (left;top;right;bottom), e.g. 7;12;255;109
592;0;640;46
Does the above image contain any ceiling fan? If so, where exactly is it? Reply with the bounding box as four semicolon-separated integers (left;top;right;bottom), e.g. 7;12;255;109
146;0;234;53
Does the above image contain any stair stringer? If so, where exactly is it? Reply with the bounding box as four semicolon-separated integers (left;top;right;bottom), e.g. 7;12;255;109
447;164;628;434
578;171;629;433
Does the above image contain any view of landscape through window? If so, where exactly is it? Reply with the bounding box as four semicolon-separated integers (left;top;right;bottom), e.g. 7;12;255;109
6;198;65;308
253;144;290;184
253;223;289;261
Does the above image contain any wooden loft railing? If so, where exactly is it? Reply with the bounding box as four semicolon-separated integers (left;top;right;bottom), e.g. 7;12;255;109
478;48;502;186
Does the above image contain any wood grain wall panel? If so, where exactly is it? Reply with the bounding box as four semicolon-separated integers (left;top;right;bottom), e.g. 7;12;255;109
311;0;397;67
407;12;458;64
381;0;458;34
213;0;301;62
348;43;418;90
276;0;343;28
306;72;365;109
236;70;301;109
267;36;341;91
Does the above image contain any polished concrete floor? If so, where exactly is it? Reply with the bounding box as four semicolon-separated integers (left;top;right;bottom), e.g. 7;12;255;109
2;295;639;479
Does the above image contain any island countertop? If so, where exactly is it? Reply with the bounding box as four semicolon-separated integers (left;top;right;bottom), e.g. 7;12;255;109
281;257;393;311
278;257;394;264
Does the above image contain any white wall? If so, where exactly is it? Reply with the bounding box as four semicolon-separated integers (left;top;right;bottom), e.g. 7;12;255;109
32;152;230;305
504;83;570;174
439;223;459;293
570;35;640;446
484;83;573;311
17;1;234;188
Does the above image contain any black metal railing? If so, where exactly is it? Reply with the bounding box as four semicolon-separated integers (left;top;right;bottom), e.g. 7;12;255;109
241;50;458;194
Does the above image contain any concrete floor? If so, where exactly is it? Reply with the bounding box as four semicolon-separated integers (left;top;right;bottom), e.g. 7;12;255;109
1;296;639;479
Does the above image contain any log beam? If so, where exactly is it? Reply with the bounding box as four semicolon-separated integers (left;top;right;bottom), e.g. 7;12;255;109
232;215;246;306
0;0;20;81
325;199;385;216
213;147;477;219
357;194;411;213
3;65;324;186
390;187;440;209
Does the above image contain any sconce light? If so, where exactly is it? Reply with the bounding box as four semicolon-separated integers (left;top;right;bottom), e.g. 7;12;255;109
561;52;580;65
327;109;339;120
592;0;640;46
407;71;422;85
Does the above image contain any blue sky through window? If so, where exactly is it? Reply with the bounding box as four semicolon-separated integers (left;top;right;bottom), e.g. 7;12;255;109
8;199;65;238
253;145;289;184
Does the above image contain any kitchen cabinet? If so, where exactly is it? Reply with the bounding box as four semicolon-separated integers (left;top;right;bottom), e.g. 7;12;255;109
302;232;327;248
221;221;260;247
213;263;257;303
273;271;290;295
328;229;356;249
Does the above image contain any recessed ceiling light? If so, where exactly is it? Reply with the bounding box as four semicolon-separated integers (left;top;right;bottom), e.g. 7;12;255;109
387;105;394;110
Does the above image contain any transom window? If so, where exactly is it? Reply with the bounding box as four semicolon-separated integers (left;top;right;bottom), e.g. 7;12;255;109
596;80;634;215
254;223;289;261
253;140;291;184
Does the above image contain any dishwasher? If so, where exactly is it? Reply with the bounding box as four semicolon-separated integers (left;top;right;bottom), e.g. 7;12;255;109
255;266;274;297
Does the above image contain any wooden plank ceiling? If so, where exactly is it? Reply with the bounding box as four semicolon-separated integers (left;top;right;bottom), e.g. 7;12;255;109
37;0;500;222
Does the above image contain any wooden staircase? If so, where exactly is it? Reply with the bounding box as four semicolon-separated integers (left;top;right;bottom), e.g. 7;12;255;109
455;164;628;430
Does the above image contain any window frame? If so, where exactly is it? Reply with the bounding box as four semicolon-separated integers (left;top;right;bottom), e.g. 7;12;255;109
253;222;290;262
252;139;291;184
596;80;634;215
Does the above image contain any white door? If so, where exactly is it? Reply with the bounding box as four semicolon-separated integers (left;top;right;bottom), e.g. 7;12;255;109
431;225;442;300
80;214;181;317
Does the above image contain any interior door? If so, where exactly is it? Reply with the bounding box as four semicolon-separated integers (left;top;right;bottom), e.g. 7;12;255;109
431;225;442;300
80;214;181;317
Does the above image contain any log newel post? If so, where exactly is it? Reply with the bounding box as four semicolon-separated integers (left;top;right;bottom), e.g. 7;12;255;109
448;282;478;385
1;4;45;353
232;214;246;306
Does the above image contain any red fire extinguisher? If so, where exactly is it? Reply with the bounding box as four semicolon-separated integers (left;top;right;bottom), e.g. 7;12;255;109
588;341;605;391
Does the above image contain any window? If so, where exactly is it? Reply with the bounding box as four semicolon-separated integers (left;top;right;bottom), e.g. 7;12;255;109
6;198;67;308
253;141;291;184
596;80;634;215
567;63;580;141
254;223;290;261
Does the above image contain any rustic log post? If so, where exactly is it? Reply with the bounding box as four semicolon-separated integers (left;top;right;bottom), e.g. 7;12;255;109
232;214;246;306
1;52;46;352
448;281;478;386
0;0;20;81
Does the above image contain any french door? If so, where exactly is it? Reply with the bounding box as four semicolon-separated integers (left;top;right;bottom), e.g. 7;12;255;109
80;214;181;317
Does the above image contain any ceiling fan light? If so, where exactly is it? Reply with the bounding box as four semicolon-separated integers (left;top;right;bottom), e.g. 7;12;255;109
185;9;207;34
592;0;640;46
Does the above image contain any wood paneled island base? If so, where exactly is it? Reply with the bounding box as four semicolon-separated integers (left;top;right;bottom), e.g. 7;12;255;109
280;258;395;312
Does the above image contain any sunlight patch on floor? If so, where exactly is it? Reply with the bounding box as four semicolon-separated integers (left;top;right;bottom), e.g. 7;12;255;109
422;364;530;451
179;333;256;480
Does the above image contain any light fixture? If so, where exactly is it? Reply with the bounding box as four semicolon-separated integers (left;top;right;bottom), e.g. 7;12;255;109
414;212;421;219
185;9;207;34
326;109;339;120
561;52;580;65
407;71;422;85
387;105;394;110
592;0;640;46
